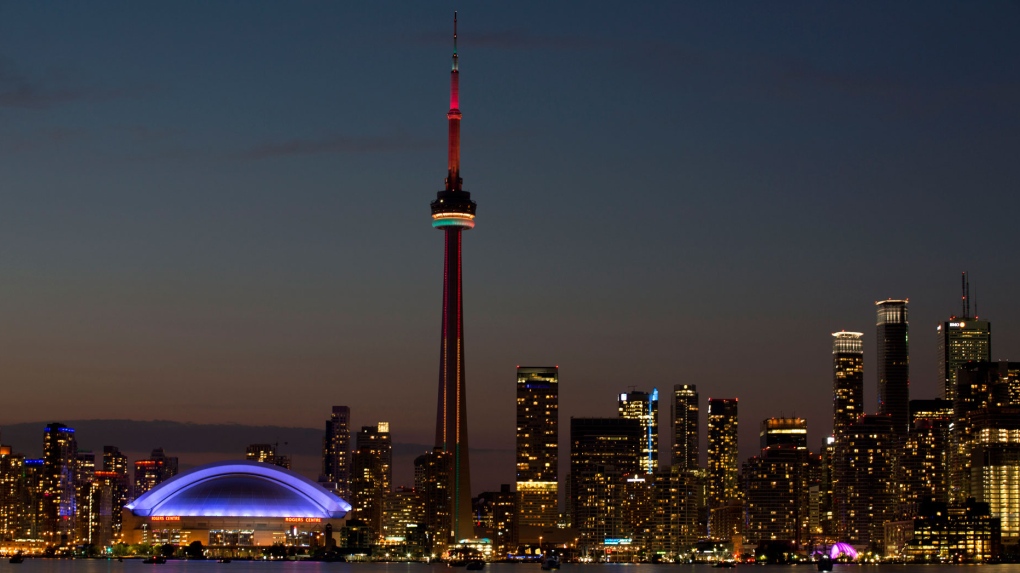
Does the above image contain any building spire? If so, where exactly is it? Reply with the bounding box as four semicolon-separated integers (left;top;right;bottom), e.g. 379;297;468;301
445;11;462;192
452;12;458;71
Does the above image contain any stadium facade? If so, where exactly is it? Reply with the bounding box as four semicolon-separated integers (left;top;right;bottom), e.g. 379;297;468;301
122;461;350;547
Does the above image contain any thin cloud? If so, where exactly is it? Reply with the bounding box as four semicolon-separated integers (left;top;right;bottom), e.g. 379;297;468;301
115;124;184;143
468;30;601;51
0;127;88;153
0;55;159;109
764;56;1020;117
772;58;908;98
242;134;436;160
0;420;508;460
410;30;601;52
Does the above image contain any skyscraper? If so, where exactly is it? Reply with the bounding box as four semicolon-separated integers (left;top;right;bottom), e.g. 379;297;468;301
22;458;45;540
619;389;659;474
381;486;427;557
832;331;864;441
760;417;809;450
101;446;129;544
744;418;811;545
351;423;393;535
323;405;351;499
569;418;642;551
515;366;559;528
42;423;77;546
672;384;699;471
648;465;701;555
707;399;738;508
829;333;860;542
102;446;128;476
431;13;477;542
877;299;910;436
707;398;739;539
841;415;896;548
0;445;25;541
74;451;97;546
472;485;518;555
950;361;1020;503
148;448;178;481
901;399;953;506
414;448;452;553
968;406;1020;545
246;443;290;468
133;448;178;499
132;460;161;498
246;443;277;464
938;274;991;402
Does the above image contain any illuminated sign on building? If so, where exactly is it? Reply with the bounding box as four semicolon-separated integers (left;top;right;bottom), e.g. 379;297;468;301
150;516;180;522
284;517;322;523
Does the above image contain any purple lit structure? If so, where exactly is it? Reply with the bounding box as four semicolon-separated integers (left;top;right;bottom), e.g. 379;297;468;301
816;543;858;560
126;460;350;518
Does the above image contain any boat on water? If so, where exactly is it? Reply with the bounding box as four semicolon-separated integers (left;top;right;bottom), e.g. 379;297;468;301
713;560;736;568
465;560;485;570
9;552;24;564
541;555;561;570
218;558;232;564
817;554;833;572
143;555;167;564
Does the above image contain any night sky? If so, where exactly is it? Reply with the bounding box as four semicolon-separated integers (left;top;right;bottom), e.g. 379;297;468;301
2;2;1019;491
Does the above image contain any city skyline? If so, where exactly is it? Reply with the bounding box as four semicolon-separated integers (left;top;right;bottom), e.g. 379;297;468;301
3;2;1020;493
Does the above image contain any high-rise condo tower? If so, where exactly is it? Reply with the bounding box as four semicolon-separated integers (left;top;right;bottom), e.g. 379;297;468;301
619;389;659;474
516;366;559;528
832;331;864;441
672;384;699;470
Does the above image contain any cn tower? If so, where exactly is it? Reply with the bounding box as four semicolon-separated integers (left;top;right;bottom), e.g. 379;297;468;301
430;12;476;542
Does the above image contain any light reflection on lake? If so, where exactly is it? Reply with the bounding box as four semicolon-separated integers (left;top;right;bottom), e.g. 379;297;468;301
7;562;1020;573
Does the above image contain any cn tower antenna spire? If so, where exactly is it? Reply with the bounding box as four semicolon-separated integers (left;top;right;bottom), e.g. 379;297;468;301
445;11;462;192
453;12;458;71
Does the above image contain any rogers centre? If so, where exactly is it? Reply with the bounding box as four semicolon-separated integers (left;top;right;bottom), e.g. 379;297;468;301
122;460;351;548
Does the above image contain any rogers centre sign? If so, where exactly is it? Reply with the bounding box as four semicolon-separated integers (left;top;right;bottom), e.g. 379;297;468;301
150;516;181;522
284;517;322;523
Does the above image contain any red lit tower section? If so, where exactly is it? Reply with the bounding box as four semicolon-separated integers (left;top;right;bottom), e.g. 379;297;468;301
430;12;476;543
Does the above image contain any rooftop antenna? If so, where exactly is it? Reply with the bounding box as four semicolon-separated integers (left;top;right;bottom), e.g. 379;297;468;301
966;272;971;318
961;271;970;319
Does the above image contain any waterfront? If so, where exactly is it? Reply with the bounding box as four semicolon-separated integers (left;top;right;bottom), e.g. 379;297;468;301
7;563;1020;573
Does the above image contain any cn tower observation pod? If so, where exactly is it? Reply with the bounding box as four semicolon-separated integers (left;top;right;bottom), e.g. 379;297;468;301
126;460;350;519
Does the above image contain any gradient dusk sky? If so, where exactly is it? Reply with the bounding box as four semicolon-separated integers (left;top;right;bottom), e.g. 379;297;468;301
2;2;1019;490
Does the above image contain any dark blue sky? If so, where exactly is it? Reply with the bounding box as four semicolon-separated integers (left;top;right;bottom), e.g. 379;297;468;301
2;2;1019;489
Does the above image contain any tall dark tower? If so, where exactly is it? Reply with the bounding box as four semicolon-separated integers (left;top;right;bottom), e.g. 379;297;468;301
431;12;477;543
876;299;909;436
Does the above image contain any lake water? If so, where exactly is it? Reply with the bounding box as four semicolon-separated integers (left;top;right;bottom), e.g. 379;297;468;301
8;563;1020;573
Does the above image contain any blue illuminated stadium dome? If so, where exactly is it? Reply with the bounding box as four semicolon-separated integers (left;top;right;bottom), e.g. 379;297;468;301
126;460;350;519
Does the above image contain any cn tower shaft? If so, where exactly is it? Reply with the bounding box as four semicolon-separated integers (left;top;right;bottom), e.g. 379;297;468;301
430;12;477;544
